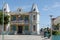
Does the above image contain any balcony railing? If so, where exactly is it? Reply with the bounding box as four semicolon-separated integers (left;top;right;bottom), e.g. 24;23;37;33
11;20;29;24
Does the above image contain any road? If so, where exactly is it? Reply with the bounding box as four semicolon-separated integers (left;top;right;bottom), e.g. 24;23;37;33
0;35;51;40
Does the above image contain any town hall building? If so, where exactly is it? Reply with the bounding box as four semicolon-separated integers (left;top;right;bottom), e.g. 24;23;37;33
3;3;40;35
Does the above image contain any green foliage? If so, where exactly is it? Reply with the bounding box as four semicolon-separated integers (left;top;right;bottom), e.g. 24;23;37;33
57;31;60;35
52;31;60;35
52;31;58;35
4;14;9;24
0;10;3;25
0;10;10;25
54;24;60;30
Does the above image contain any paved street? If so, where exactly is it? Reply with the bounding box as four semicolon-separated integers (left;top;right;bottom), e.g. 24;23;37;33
0;35;51;40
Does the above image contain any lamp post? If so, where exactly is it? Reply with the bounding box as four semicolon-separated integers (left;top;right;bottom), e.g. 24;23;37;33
2;2;4;40
50;15;53;40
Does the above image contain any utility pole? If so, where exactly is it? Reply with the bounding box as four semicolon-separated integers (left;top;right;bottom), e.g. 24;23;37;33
50;15;53;40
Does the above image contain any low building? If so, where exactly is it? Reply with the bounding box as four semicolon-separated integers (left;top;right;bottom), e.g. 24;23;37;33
52;16;60;31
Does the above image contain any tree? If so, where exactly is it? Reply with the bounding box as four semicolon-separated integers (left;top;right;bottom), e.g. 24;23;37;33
0;10;3;25
54;24;60;30
4;14;9;24
0;10;10;31
4;14;10;31
0;10;9;25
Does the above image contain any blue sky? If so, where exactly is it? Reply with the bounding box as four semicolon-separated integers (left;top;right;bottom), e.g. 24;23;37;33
0;0;60;28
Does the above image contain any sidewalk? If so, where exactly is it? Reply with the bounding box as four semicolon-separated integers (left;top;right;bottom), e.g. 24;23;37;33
0;35;51;40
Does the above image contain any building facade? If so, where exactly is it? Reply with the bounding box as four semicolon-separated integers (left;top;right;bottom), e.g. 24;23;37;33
3;3;40;35
52;16;60;31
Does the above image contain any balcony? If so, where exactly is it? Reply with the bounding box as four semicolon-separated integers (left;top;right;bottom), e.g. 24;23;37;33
11;20;24;24
11;15;29;24
11;20;29;24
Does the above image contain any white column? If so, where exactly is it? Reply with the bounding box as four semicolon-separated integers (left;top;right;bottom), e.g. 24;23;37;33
37;13;40;34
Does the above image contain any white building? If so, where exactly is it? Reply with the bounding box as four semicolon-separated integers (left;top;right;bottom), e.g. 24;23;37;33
3;3;40;35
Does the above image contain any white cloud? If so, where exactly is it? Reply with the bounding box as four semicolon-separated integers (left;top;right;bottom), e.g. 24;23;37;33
42;8;49;11
42;6;49;11
42;2;60;11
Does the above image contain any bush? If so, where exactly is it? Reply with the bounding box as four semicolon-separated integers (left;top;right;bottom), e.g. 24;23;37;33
57;31;60;35
52;31;60;35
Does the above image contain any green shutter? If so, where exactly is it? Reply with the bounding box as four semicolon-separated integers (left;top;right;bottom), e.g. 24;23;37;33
11;16;16;21
24;16;29;20
11;25;16;31
25;25;29;30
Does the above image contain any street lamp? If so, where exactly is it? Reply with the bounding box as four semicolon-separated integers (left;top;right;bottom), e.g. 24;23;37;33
49;15;53;40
